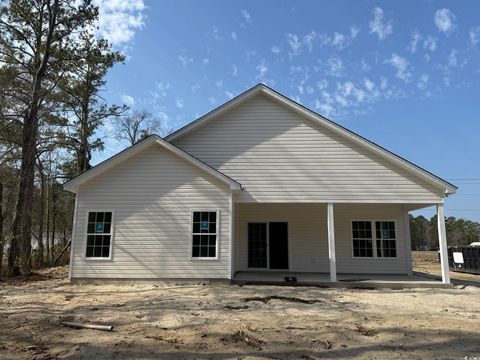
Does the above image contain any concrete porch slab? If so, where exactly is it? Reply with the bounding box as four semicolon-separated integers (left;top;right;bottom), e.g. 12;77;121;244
233;271;453;289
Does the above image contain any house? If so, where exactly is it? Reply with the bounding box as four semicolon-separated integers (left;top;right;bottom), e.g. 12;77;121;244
63;84;457;284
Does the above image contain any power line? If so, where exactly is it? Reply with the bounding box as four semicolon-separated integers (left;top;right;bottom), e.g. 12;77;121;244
447;209;480;211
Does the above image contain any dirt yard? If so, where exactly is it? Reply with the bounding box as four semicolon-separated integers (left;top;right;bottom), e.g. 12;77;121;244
412;250;480;283
0;257;479;359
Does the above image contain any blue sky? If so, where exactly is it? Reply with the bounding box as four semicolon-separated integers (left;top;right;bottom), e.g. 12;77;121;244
94;0;480;221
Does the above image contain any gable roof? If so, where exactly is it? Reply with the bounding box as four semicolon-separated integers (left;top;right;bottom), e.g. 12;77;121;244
165;83;457;195
63;135;242;193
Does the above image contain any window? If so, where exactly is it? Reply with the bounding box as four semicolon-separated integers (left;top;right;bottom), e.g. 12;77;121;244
192;211;218;258
352;221;373;257
86;211;113;258
352;220;397;258
376;221;397;258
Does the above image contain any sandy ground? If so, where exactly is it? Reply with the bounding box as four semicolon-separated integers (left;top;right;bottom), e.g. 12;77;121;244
412;250;480;283
0;255;479;359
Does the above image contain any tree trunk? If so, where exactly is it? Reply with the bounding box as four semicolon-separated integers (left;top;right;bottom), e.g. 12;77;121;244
77;91;91;174
38;170;45;267
45;180;50;264
51;190;56;261
8;109;38;276
0;181;4;278
8;0;59;276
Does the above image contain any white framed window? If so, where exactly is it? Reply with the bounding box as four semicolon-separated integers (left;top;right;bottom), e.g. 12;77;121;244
191;210;219;259
85;211;113;259
352;220;397;258
352;221;373;257
375;221;397;258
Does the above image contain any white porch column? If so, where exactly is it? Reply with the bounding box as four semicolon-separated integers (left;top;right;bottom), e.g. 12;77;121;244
327;203;337;282
404;212;413;276
436;203;450;284
228;194;235;280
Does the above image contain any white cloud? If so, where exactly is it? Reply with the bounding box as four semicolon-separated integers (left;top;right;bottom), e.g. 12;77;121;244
314;99;335;117
256;59;268;80
335;81;371;106
331;32;347;49
212;25;223;40
271;45;281;54
245;50;257;61
225;91;234;99
202;58;210;65
303;31;317;52
447;49;458;67
120;94;135;106
423;36;437;51
286;28;359;56
241;9;252;24
317;79;329;90
385;54;411;82
191;84;200;92
297;84;304;95
360;59;371;72
231;32;237;41
231;64;238;76
150;82;170;99
408;31;421;53
380;77;388;89
443;76;451;87
369;7;393;40
313;77;393;118
434;8;456;34
94;0;146;48
418;73;429;90
470;27;480;46
208;96;216;105
350;26;360;39
178;54;194;67
175;98;184;109
326;55;344;77
364;78;375;92
215;79;223;87
286;33;302;56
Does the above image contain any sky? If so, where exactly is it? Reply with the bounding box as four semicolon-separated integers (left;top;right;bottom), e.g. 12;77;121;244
93;0;480;221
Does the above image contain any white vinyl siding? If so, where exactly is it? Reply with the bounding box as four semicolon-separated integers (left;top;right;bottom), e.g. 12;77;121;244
173;94;444;203
236;203;409;274
70;143;231;279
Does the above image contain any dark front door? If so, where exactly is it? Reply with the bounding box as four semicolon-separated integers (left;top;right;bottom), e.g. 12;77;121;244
248;223;267;268
268;222;289;269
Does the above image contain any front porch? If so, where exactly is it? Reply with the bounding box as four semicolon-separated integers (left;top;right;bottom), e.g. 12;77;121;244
231;202;451;285
232;271;451;289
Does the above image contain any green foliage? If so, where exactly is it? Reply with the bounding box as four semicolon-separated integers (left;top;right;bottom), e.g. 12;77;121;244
57;30;127;175
0;0;125;276
410;214;480;250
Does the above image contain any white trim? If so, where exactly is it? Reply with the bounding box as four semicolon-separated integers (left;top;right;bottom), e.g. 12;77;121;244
437;203;451;284
165;84;456;195
404;211;413;276
235;202;239;275
63;135;242;193
68;194;79;280
350;219;399;260
83;210;115;261
190;209;220;261
327;203;337;282
228;194;234;279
